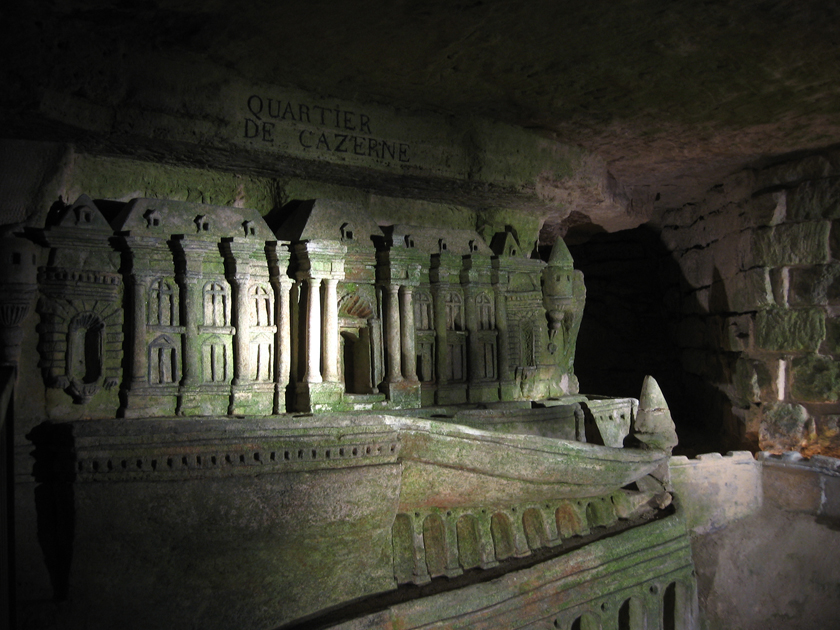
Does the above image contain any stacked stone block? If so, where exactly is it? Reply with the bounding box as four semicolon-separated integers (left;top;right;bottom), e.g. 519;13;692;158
661;152;840;455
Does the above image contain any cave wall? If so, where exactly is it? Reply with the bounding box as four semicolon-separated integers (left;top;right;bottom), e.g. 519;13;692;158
573;150;840;456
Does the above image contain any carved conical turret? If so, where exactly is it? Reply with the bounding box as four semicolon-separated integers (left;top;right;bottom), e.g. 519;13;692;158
634;375;679;451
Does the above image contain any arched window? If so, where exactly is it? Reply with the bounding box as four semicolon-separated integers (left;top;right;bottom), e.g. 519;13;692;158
414;292;433;330
148;278;177;326
203;282;228;326
476;293;494;330
445;292;463;331
250;285;272;326
250;335;273;382
148;334;178;384
67;312;103;384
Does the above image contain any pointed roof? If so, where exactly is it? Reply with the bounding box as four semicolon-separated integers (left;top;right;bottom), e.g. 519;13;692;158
111;198;274;240
490;230;524;257
547;238;574;268
51;194;112;232
389;224;493;255
274;199;382;243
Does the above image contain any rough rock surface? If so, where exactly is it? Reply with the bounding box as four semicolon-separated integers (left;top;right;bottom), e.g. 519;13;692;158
4;1;840;233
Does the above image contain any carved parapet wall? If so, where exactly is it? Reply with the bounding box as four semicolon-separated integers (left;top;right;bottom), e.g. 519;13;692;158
342;513;697;630
18;413;690;629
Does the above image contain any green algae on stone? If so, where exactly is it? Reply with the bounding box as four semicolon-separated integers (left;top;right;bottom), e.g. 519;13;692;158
755;308;825;353
791;355;840;402
824;318;840;355
758;401;816;452
62;153;279;214
751;221;831;267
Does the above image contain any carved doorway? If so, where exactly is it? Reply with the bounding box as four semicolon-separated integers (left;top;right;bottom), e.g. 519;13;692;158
338;290;381;396
341;328;374;394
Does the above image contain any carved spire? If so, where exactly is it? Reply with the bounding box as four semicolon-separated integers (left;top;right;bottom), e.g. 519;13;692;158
633;375;679;451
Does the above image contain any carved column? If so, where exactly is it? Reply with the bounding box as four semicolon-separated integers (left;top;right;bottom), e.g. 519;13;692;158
385;284;402;383
400;285;417;382
276;277;293;390
179;244;204;388
432;285;448;388
494;285;510;381
465;286;482;383
322;277;340;383
304;277;323;384
232;269;251;386
289;281;300;384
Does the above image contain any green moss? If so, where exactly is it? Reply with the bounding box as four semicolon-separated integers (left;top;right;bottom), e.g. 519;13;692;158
755;308;825;352
279;179;370;207
368;195;476;230
791;355;840;402
63;153;280;214
477;208;543;252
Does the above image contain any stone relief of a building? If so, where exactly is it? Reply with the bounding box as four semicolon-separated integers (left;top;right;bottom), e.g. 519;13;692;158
24;195;586;417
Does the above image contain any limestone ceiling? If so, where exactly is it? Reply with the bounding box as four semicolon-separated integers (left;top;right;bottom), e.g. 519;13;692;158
4;0;840;235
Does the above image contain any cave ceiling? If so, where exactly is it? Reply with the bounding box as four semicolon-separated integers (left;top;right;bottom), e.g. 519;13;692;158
4;0;840;234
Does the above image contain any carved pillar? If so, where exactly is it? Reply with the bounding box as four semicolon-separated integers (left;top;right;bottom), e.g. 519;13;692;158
130;274;149;387
276;278;293;389
232;269;251;386
305;277;323;384
442;514;462;577
385;284;402;383
289;281;300;384
432;285;448;388
494;285;510;382
179;246;204;388
465;287;482;383
322;277;340;383
400;285;417;382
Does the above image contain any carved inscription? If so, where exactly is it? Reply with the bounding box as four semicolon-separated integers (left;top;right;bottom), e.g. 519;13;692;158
244;94;411;163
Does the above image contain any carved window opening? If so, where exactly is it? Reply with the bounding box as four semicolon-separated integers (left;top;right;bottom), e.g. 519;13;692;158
392;514;414;584
202;338;228;382
340;222;354;241
490;512;514;561
422;514;447;578
618;597;645;630
446;339;466;382
143;209;162;228
483;340;496;380
414;292;433;331
243;220;256;237
341;328;374;394
445;293;463;331
476;293;494;330
195;215;210;232
250;335;273;382
67;312;103;384
148;334;178;384
456;515;481;570
250;285;272;326
416;340;435;382
203;282;229;326
149;278;177;326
